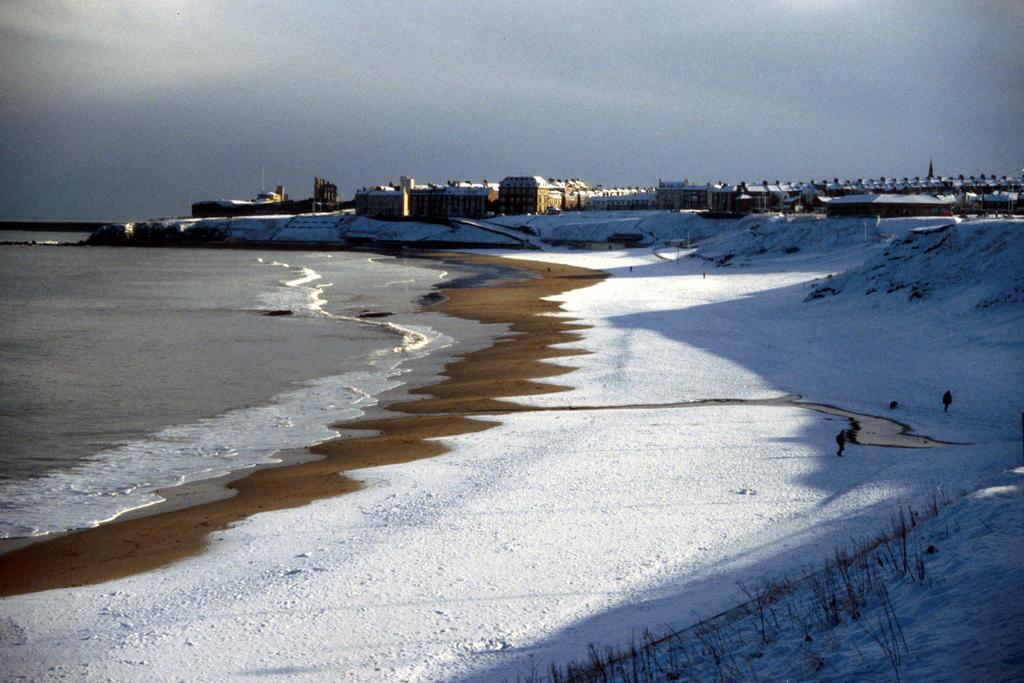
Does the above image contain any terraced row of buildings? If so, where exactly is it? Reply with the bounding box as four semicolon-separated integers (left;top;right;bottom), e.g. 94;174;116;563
353;170;1020;219
192;168;1021;220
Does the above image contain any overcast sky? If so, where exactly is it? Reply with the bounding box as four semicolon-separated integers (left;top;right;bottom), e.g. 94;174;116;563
1;0;1022;221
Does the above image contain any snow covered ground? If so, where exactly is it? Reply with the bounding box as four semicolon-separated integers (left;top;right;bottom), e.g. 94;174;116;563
551;466;1024;681
95;214;530;248
98;209;725;249
485;210;720;246
2;216;1021;681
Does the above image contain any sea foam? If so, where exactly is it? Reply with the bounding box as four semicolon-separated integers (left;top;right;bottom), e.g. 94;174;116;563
0;256;452;539
0;361;402;538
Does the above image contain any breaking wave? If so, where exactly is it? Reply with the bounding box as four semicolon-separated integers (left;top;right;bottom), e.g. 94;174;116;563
0;253;453;538
0;362;406;538
267;261;434;352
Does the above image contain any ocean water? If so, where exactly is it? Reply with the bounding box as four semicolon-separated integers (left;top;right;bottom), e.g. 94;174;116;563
0;241;469;538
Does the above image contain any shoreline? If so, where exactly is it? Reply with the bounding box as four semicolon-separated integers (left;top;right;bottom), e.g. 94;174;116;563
0;252;605;597
0;245;528;548
0;246;498;547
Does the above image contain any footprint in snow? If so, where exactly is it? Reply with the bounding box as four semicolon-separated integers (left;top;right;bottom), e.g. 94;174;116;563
468;637;511;652
0;618;27;646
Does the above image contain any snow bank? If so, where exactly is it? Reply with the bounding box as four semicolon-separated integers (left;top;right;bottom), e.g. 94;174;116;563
486;211;724;246
873;215;963;237
105;211;530;247
97;214;527;247
807;219;1024;308
550;466;1024;681
693;214;885;267
223;216;293;241
269;215;345;243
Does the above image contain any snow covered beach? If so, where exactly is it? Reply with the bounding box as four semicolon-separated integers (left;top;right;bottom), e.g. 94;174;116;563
0;254;597;593
1;214;1022;680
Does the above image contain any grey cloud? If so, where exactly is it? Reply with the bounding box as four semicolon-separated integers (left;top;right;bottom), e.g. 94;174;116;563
1;0;1021;220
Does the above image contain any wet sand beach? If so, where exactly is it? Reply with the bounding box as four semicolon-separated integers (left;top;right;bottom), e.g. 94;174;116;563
0;254;605;596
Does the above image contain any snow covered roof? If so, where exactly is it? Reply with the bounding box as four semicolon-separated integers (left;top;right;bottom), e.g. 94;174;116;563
447;186;491;196
500;176;551;189
658;182;718;190
981;192;1019;202
201;199;255;207
356;186;401;195
592;186;656;196
827;194;954;206
411;185;492;196
589;192;655;202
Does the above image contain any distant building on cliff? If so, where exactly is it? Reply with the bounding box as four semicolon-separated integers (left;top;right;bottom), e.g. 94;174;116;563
192;177;339;218
498;176;561;215
408;181;498;218
546;179;590;211
586;189;657;211
313;177;339;212
345;168;1023;219
656;181;718;211
354;177;498;218
705;182;796;214
824;194;955;218
353;177;412;217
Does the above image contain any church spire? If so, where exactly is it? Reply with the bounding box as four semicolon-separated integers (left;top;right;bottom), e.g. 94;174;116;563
928;159;934;179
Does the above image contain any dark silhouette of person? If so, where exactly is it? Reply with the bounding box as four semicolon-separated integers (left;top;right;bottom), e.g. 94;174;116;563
836;430;846;456
889;400;898;409
942;390;953;413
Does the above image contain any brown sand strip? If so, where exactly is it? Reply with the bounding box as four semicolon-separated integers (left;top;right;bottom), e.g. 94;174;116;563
0;255;604;597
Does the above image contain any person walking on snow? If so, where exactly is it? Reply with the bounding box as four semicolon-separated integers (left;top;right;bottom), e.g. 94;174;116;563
836;429;846;457
942;389;953;413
